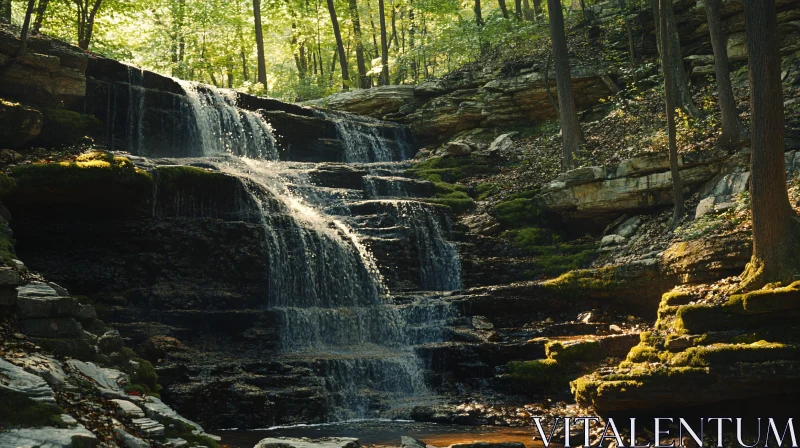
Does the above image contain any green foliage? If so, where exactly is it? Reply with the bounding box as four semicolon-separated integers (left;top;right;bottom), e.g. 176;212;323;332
37;109;102;147
163;417;219;448
0;173;17;198
407;156;497;184
492;190;545;228
129;358;161;396
0;389;66;429
424;182;475;214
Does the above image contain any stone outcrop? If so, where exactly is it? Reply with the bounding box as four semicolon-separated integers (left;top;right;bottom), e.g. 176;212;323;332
0;99;43;147
537;151;724;225
308;62;616;145
0;28;87;108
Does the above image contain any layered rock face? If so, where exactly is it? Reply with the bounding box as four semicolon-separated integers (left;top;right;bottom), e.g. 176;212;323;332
309;63;616;146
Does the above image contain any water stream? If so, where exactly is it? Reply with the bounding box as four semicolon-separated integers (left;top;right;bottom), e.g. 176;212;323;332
118;79;462;421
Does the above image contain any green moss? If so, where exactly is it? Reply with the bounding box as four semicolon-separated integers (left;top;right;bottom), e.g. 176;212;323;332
506;359;575;393
669;342;799;367
0;173;17;198
153;165;224;187
37;108;102;146
729;281;800;314
662;290;696;307
406;155;497;184
545;340;604;363
163;417;219;448
625;343;663;363
129;358;161;396
0;228;16;266
541;263;653;298
10;151;152;188
421;181;475;214
493;191;547;228
476;182;499;200
0;389;66;429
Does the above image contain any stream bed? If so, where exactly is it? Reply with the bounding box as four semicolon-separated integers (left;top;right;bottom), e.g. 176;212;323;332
219;420;544;448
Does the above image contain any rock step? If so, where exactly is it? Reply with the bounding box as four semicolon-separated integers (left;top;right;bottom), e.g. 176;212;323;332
131;417;165;438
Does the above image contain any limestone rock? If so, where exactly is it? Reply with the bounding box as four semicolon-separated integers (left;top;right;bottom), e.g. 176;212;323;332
306;85;416;117
16;282;79;319
140;396;204;434
486;133;516;157
113;428;150;448
660;233;752;284
0;425;97;448
538;152;722;221
0;99;43;147
111;399;146;418
66;360;128;397
444;141;472;156
600;234;627;248
18;317;83;338
0;357;55;402
401;436;427;448
14;353;70;390
131;417;165;438
256;437;361;448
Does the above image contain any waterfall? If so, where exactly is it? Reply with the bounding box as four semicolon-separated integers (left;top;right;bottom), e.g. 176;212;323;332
112;77;461;420
178;81;279;160
312;110;413;163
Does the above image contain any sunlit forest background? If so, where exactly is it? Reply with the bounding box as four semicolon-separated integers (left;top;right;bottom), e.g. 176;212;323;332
6;0;605;101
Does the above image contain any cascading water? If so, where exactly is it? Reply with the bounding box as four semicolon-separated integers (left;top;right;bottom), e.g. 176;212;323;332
111;73;461;420
178;81;279;160
312;110;413;162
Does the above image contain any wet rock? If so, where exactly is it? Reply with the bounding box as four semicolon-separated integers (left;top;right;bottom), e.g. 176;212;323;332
256;437;361;448
113;428;150;448
0;425;97;448
0;357;55;402
401;436;427;448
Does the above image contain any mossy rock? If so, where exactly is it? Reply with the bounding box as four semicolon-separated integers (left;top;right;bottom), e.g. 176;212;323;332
0;388;66;429
163;417;219;448
129;358;161;395
730;281;800;314
545;340;604;363
669;341;800;367
153;166;256;220
493;190;547;228
506;359;576;394
541;261;662;302
421;181;475;214
406;155;497;184
673;297;797;334
35;108;102;146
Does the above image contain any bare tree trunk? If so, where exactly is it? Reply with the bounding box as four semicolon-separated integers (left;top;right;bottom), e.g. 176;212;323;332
378;0;390;85
389;6;400;49
76;0;103;50
474;0;483;26
651;0;700;117
327;0;351;90
617;0;636;69
740;0;797;288
522;0;533;21
658;0;683;226
547;0;583;171
705;0;742;150
33;0;51;33
253;0;268;87
348;0;370;88
498;0;510;19
514;0;522;20
0;0;10;23
19;0;37;55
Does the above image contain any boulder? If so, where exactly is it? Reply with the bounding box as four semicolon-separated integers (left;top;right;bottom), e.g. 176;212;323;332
444;141;473;156
256;438;361;448
0;357;55;402
113;428;150;448
660;233;752;284
18;317;83;338
486;133;516;156
401;436;427;448
111;399;146;418
0;99;43;147
0;426;97;448
13;353;70;390
16;282;79;319
66;360;128;397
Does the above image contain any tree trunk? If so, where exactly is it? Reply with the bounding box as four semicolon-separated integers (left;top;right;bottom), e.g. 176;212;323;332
514;0;522;20
348;0;370;88
33;0;51;33
253;0;268;87
659;0;683;226
378;0;390;85
19;0;37;56
76;0;103;50
409;1;418;81
327;0;351;90
617;0;636;68
705;0;742;150
0;0;10;23
740;0;797;288
522;0;533;21
651;0;700;117
390;6;400;49
547;0;583;172
474;0;483;26
498;0;510;19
